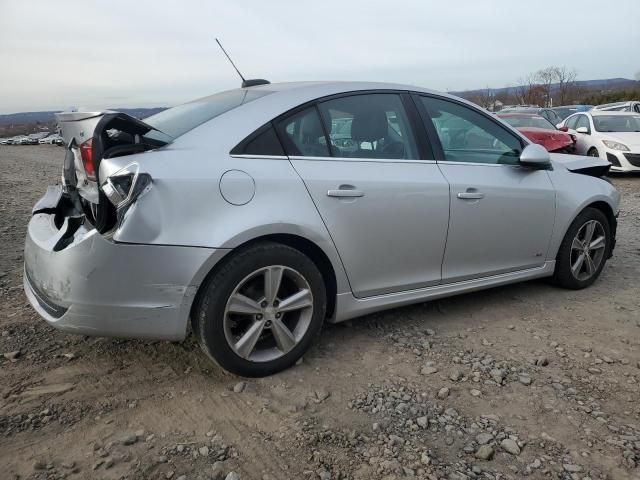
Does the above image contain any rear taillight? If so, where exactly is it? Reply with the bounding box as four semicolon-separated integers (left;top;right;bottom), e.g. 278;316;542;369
79;138;96;181
101;163;152;208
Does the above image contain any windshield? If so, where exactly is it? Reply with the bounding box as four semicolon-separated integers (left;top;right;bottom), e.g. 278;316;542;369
499;115;555;130
593;115;640;132
143;88;272;141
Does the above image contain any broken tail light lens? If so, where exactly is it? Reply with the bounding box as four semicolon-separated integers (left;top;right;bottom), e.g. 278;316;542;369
101;163;152;209
79;139;96;181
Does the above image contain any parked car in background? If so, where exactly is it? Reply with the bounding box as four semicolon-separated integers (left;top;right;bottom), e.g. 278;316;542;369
499;106;563;126
551;105;593;121
39;134;64;145
497;113;575;153
24;81;619;376
592;101;640;113
559;111;640;172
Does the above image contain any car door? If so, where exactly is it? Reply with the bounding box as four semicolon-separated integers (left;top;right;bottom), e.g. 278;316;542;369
416;95;556;283
279;93;450;298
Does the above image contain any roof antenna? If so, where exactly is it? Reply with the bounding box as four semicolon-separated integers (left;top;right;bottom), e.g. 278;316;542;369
215;38;270;88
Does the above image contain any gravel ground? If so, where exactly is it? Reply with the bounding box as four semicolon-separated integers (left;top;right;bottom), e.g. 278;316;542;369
1;145;640;480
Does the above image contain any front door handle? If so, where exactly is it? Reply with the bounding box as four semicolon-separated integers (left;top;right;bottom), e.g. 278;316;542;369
457;191;484;200
327;189;364;198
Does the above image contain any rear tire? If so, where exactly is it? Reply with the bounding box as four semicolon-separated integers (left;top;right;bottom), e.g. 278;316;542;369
552;208;610;289
192;242;326;377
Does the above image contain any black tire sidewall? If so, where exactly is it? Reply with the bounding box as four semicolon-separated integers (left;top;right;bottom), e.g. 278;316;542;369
554;208;610;289
196;243;326;377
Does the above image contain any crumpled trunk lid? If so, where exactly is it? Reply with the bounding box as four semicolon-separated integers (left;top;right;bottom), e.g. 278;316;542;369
54;111;170;233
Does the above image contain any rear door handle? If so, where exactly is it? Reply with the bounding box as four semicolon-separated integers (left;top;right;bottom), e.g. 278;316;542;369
327;189;364;198
457;192;484;200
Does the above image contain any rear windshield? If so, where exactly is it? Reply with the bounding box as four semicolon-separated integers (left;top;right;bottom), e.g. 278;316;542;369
144;88;271;140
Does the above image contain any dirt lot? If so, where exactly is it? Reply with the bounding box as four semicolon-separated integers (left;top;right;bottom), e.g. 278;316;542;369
1;145;640;480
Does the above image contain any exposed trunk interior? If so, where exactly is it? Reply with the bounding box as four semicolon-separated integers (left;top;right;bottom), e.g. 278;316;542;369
56;111;169;234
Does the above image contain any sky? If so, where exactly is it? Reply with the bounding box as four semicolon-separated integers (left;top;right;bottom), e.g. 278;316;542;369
1;0;639;114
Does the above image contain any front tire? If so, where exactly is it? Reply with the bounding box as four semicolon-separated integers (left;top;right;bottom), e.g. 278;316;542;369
587;147;600;158
192;242;326;377
552;208;610;289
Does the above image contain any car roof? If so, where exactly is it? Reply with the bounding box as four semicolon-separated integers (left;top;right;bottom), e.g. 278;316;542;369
595;101;631;108
590;110;639;116
173;81;534;149
241;80;442;97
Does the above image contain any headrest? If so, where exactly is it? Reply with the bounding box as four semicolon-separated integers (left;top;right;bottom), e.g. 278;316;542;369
351;108;388;142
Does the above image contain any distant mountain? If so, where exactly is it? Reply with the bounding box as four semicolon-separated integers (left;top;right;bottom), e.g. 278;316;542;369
451;77;639;98
0;107;167;127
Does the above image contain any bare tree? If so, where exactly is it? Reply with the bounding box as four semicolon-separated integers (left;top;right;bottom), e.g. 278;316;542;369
475;87;495;109
553;66;579;105
515;74;542;105
536;67;556;107
462;87;496;110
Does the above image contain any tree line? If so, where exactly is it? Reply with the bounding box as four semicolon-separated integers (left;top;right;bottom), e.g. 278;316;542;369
462;66;640;110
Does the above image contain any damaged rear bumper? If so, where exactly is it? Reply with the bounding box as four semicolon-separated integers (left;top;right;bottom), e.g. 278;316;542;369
24;187;226;341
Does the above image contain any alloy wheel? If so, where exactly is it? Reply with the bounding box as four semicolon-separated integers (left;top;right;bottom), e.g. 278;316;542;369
223;265;314;362
570;220;606;281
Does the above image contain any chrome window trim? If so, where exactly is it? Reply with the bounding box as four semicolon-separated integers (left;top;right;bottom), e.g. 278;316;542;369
230;154;289;160
288;155;437;164
436;160;521;168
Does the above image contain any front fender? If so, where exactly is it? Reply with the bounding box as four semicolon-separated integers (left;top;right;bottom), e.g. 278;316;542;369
546;166;619;260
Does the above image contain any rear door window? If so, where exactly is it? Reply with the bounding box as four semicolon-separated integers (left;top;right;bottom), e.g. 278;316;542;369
230;124;284;156
317;94;419;159
275;107;330;157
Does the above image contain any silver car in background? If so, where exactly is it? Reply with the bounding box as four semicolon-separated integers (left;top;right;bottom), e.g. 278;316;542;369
24;81;619;376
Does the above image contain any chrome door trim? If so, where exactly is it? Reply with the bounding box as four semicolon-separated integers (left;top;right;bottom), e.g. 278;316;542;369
436;160;522;168
289;155;437;164
230;154;289;160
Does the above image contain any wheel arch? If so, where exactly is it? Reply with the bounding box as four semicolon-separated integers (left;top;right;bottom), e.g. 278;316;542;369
584;200;617;256
190;233;340;327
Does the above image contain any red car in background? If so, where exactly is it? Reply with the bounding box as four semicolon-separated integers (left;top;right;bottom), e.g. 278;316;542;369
497;113;576;153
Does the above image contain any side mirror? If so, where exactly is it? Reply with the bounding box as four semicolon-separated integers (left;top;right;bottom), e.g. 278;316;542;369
520;143;551;168
575;126;589;134
558;125;569;132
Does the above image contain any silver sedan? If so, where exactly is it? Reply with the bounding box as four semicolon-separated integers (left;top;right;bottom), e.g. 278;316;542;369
24;81;619;376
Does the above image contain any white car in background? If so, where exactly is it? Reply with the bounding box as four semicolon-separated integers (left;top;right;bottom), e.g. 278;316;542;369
591;101;640;113
39;134;63;145
559;111;640;172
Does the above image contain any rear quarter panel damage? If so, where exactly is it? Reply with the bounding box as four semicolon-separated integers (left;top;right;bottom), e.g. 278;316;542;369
103;147;352;297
